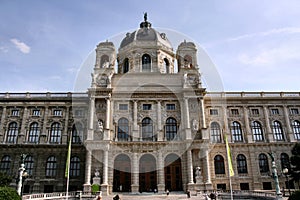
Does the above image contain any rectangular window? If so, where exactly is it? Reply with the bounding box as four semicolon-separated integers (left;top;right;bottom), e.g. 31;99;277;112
210;109;218;115
291;108;299;115
53;109;62;116
32;109;40;116
119;104;128;110
166;104;176;110
11;109;19;116
143;104;152;110
251;109;259;115
271;108;279;115
231;109;239;115
74;110;84;117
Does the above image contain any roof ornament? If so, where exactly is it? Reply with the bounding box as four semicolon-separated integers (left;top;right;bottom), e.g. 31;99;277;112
140;12;151;28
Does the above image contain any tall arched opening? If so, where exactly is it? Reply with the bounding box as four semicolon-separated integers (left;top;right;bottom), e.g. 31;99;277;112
139;154;157;192
113;154;131;192
164;154;182;191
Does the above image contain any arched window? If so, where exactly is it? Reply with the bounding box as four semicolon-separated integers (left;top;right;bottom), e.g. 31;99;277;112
28;122;40;143
272;121;284;141
70;156;80;177
164;58;170;73
280;153;290;170
251;121;264;141
100;55;109;68
118;118;129;141
258;153;269;174
123;58;129;73
237;154;248;174
231;121;243;142
46;156;56;177
142;54;151;72
24;155;34;175
72;124;83;144
50;122;61;144
292;120;300;140
6;122;18;143
214;155;225;174
165;117;177;141
210;122;222;143
0;155;11;174
142;117;154;141
184;55;193;68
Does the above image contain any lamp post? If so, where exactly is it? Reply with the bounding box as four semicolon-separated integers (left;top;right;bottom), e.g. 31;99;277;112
283;168;291;196
268;153;282;200
17;154;27;196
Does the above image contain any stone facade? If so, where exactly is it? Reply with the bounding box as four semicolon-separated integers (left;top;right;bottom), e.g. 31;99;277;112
0;17;299;195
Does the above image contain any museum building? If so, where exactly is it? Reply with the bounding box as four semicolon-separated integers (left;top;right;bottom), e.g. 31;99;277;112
0;16;299;195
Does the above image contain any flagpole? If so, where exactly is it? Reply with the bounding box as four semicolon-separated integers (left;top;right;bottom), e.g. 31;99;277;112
224;134;234;200
66;132;72;200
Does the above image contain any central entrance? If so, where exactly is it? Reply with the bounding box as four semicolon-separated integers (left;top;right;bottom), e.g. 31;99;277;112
164;154;182;191
139;154;157;192
113;154;131;192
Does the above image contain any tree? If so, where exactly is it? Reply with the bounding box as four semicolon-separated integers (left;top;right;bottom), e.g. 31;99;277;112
0;172;12;187
0;186;21;200
288;190;300;200
290;143;300;189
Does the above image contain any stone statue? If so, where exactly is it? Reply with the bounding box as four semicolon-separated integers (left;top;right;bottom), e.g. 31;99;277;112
195;166;201;178
192;119;199;131
98;119;104;133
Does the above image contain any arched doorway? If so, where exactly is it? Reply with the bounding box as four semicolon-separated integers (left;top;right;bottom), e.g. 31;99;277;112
164;154;182;191
139;154;157;192
113;154;131;192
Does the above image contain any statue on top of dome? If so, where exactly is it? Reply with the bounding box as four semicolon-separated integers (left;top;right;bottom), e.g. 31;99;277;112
144;12;147;22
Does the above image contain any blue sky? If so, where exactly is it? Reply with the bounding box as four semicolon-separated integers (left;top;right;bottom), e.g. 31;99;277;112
1;0;300;92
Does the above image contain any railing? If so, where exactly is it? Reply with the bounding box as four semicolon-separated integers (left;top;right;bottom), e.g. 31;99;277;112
0;92;88;99
206;91;300;98
22;191;77;200
215;190;277;199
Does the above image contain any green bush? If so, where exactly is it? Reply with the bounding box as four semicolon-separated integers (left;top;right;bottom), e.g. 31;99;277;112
91;184;100;194
288;190;300;200
0;186;21;200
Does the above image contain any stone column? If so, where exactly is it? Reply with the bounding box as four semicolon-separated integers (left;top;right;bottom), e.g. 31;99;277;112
62;106;70;144
204;150;211;183
105;98;111;129
132;101;139;141
101;150;109;195
283;106;294;142
0;107;6;140
187;150;194;184
200;98;206;129
83;150;92;192
157;101;163;141
157;152;165;192
263;106;273;142
131;153;139;193
184;98;192;140
243;106;252;143
41;106;49;144
88;97;95;140
184;98;190;129
222;106;230;142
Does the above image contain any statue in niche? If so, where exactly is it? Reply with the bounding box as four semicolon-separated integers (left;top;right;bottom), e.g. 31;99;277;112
192;119;199;131
195;166;203;183
183;72;188;85
98;119;104;133
102;61;110;68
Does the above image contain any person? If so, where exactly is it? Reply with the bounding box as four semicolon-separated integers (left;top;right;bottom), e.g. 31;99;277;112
186;190;191;198
166;189;169;196
96;195;102;200
113;194;120;200
210;192;216;200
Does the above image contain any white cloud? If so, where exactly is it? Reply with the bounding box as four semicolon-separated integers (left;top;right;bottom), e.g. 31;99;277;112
10;38;31;54
228;27;300;42
0;46;8;53
238;44;300;66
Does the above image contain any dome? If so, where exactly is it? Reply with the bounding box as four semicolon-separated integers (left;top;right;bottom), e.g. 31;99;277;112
119;15;173;50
